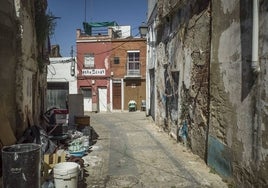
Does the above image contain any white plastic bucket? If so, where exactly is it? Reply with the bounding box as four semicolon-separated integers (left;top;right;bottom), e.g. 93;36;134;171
53;162;79;188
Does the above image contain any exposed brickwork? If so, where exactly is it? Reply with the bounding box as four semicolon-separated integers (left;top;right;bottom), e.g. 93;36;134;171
111;38;146;110
111;39;146;78
154;0;211;159
76;29;146;111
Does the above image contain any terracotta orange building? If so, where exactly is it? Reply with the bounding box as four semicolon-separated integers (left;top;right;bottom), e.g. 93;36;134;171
110;38;146;111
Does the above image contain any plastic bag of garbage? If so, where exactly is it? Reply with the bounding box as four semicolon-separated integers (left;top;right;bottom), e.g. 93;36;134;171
17;125;57;155
41;180;54;188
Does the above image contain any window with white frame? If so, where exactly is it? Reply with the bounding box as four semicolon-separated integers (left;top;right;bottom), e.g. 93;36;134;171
84;53;94;68
127;51;140;76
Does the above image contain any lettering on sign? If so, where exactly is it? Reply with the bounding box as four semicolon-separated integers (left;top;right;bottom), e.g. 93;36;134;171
82;69;106;76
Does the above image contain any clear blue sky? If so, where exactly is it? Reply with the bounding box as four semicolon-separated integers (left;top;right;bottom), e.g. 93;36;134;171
47;0;148;57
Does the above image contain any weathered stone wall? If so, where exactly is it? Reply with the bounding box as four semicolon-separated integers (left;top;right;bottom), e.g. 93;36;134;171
0;0;18;134
151;0;268;186
15;0;39;137
154;0;210;159
0;0;48;140
258;1;268;184
210;0;268;186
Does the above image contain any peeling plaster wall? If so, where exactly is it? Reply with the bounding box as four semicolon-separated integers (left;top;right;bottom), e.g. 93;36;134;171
210;0;251;181
15;0;40;137
155;0;210;159
210;0;268;186
0;0;18;133
0;0;47;139
151;0;268;185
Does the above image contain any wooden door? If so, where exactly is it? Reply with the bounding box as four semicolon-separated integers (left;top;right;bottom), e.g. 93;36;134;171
112;83;121;110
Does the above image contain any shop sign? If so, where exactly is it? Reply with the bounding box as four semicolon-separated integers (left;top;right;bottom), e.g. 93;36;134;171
82;69;105;76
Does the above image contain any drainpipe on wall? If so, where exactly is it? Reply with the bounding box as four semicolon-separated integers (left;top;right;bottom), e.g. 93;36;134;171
251;0;260;73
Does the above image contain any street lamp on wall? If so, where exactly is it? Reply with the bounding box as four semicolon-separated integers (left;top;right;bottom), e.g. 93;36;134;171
139;24;148;38
70;61;75;76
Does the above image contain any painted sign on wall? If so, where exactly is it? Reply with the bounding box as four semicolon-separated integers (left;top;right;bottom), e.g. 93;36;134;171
82;69;105;76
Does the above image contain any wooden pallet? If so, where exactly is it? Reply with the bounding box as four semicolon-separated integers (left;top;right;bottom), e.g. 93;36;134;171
42;152;66;179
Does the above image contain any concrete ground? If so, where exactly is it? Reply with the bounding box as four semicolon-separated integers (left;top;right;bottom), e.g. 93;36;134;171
80;111;228;188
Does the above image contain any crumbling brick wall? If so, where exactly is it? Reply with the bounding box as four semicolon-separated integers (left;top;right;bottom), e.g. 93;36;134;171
209;0;268;186
154;0;210;159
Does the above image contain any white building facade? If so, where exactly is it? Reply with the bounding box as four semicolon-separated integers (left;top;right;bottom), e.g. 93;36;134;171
47;57;77;109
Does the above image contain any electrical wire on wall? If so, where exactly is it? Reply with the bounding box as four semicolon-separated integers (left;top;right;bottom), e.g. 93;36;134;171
47;64;56;75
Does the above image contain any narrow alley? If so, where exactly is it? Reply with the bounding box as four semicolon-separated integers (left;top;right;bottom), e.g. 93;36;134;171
81;112;228;188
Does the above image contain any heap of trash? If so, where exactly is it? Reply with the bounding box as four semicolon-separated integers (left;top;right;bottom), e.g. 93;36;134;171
1;108;97;188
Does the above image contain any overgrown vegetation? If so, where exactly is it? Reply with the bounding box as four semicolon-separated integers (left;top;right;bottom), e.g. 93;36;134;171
34;1;57;72
35;1;56;44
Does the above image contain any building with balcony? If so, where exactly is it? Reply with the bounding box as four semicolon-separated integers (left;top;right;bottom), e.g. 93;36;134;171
76;22;146;112
110;37;146;111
